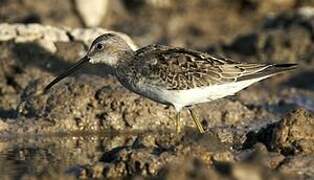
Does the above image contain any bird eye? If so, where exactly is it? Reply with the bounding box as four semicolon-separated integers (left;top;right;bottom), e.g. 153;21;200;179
96;43;104;50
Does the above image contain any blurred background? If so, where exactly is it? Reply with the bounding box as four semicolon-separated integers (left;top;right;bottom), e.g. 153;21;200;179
1;0;313;47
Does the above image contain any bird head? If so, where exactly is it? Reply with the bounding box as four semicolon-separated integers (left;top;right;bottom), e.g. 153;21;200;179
43;33;133;93
87;33;133;65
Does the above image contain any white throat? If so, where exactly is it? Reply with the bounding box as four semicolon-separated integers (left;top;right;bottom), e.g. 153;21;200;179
89;54;117;66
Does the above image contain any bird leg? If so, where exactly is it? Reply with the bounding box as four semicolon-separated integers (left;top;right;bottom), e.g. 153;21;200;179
188;108;205;134
175;111;181;133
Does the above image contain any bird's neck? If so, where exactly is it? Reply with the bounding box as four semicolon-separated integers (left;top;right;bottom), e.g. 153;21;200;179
115;49;135;67
114;50;137;80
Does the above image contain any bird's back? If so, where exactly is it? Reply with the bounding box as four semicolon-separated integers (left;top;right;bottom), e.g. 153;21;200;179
130;45;295;89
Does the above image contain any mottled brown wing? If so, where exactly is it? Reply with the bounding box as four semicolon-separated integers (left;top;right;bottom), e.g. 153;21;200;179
134;45;272;90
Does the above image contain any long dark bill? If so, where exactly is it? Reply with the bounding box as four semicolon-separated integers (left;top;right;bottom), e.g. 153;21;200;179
43;56;90;94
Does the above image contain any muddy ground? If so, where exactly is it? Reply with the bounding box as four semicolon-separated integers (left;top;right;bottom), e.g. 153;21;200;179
0;0;314;179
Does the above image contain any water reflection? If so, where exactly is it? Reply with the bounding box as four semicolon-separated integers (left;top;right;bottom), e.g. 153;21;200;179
0;129;224;179
0;132;138;179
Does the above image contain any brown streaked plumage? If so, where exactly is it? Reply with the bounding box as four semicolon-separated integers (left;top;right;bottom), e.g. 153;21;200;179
44;33;297;133
121;44;295;90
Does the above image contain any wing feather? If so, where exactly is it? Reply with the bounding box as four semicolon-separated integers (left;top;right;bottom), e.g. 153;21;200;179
132;45;294;90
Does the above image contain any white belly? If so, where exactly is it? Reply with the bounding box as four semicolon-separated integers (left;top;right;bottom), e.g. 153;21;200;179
134;76;268;111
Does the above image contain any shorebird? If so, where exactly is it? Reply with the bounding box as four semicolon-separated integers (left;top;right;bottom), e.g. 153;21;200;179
44;33;297;133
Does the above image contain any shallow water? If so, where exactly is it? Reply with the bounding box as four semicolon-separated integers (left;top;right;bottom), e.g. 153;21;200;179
0;132;116;179
287;95;314;112
0;130;227;179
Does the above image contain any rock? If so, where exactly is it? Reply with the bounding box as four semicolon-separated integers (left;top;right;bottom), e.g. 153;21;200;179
0;23;137;53
0;24;17;41
90;162;106;178
279;154;314;178
65;165;87;178
14;24;69;43
225;10;314;65
272;108;314;155
70;28;138;50
158;158;222;180
36;39;58;53
75;0;108;27
97;132;234;178
236;143;285;170
0;121;9;132
243;108;314;155
232;163;264;180
297;6;314;18
255;0;296;14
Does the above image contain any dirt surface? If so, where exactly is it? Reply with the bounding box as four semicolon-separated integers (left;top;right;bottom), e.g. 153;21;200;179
0;0;314;179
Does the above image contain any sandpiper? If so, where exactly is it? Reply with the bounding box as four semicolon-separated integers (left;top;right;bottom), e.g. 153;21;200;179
44;33;297;133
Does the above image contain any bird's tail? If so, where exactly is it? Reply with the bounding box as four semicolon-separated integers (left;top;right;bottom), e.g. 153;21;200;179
238;63;297;81
271;63;298;72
